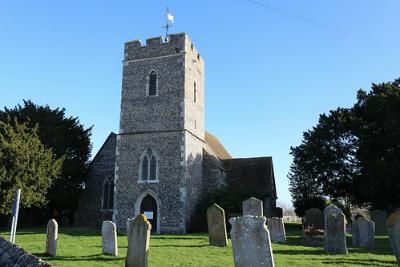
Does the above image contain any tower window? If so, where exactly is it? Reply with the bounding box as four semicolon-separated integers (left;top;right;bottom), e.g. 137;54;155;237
194;81;197;103
102;177;114;210
148;71;158;96
140;148;159;181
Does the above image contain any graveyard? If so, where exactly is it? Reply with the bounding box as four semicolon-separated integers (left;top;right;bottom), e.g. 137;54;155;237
1;2;400;267
0;222;397;266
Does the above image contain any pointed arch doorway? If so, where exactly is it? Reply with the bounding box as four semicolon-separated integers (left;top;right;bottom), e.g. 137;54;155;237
140;195;158;233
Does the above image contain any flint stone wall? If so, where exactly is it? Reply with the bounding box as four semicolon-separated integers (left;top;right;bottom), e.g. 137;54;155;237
74;133;116;227
0;236;51;267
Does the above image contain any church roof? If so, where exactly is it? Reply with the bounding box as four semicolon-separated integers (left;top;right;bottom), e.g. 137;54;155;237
204;131;232;160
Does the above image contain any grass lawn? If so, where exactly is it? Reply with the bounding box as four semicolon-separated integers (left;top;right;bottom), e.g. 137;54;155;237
0;223;398;267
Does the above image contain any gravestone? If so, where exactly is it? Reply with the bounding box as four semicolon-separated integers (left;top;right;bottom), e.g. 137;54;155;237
207;204;228;247
267;217;286;243
324;204;347;254
371;210;388;235
230;216;275;267
274;207;283;218
304;208;324;229
102;221;118;256
126;214;151;267
352;216;361;246
387;211;400;265
242;197;263;217
45;219;58;257
353;216;375;248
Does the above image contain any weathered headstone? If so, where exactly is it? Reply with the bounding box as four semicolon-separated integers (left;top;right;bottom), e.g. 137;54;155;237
230;215;275;267
242;197;263;217
352;216;375;248
387;211;400;265
126;214;151;267
207;204;228;247
304;208;324;229
324;204;347;254
267;217;286;243
371;210;388;235
102;221;118;256
352;216;361;247
45;219;58;257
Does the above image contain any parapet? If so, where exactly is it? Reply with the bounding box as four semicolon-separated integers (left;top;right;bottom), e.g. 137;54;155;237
124;33;188;61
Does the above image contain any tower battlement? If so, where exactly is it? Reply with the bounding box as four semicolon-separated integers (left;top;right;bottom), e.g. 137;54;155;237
124;32;202;62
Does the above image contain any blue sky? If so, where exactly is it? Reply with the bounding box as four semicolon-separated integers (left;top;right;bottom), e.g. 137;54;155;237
1;1;399;206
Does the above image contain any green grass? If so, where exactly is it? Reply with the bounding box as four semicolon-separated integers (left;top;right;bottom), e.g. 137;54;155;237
0;223;398;266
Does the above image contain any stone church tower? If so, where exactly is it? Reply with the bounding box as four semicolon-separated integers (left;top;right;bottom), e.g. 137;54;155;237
113;33;205;234
74;32;278;232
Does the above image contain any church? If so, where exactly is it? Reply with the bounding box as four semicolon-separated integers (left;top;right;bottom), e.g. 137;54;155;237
75;33;278;234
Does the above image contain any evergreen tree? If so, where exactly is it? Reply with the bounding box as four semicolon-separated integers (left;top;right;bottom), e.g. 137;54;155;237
289;78;400;214
0;118;63;214
0;100;92;221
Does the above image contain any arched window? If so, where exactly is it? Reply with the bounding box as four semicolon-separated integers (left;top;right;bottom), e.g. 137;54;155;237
140;149;159;181
193;81;197;103
102;177;114;210
148;71;158;96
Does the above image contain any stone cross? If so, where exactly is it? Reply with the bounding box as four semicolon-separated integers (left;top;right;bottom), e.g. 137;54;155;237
242;197;263;217
352;216;375;248
387;211;400;265
230;215;275;267
102;221;118;256
304;208;324;229
324;204;347;254
267;217;286;243
207;204;228;247
45;219;58;257
371;210;388;235
126;214;151;267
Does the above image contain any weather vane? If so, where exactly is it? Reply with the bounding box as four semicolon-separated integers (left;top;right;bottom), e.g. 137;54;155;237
163;7;174;41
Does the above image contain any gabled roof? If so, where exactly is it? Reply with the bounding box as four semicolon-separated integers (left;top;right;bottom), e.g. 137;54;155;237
204;131;232;160
89;132;116;167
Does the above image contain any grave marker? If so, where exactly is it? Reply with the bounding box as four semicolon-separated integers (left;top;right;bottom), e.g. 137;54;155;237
207;204;228;247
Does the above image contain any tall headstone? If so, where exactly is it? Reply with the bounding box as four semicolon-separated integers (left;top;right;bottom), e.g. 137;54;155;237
387;211;400;265
352;216;361;246
304;208;324;229
242;197;263;217
274;207;283;218
207;204;228;247
45;219;58;257
267;217;286;243
324;204;347;254
102;221;118;256
353;216;375;248
371;210;388;235
230;216;275;267
126;215;151;267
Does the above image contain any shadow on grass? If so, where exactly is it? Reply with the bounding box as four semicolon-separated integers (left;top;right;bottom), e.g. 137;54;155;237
321;258;397;266
152;236;205;240
35;253;122;262
151;244;209;248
